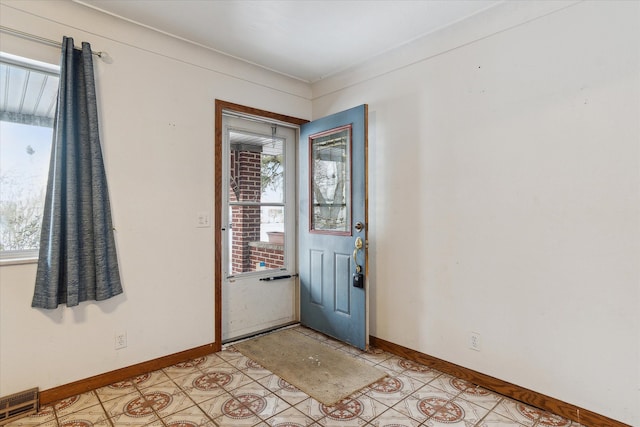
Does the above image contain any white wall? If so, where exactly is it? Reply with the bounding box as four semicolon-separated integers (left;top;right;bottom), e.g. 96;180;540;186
313;1;639;425
0;0;310;396
1;1;638;425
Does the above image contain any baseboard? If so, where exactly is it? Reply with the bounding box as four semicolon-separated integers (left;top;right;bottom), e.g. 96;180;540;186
369;336;629;427
40;342;220;406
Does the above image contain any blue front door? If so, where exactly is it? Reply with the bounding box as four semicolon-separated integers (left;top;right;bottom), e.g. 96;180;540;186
299;105;368;349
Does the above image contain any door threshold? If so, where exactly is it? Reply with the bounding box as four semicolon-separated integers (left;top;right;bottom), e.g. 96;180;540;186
222;322;300;347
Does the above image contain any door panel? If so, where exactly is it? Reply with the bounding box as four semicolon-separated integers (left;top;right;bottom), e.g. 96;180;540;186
299;105;368;349
335;253;351;314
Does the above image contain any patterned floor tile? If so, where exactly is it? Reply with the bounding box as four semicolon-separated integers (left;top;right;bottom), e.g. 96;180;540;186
343;396;387;422
530;410;575;427
366;407;421;427
131;370;173;390
456;384;503;411
256;375;310;406
396;360;441;385
491;399;540;427
56;406;111;427
109;410;161;426
173;369;230;403
3;405;56;426
363;373;424;408
236;358;274;381
256;375;285;393
294;397;332;421
160;404;217;427
152;390;198;418
318;397;367;422
227;382;292;419
224;355;259;371
376;357;413;375
101;390;143;418
439;398;491;426
217;347;246;362
428;374;469;397
245;392;291;420
314;415;365;427
163;358;208;379
228;382;272;400
477;411;528;427
209;395;264;427
95;380;138;403
493;399;577;427
198;392;237;420
195;354;229;371
196;366;255;394
265;407;316;427
53;392;101;417
391;384;457;423
358;348;393;365
274;386;310;406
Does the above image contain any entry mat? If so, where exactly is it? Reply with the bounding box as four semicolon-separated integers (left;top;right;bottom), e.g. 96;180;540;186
232;328;387;406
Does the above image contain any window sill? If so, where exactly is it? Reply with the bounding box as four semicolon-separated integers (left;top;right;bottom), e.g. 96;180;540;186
0;257;37;266
0;250;38;266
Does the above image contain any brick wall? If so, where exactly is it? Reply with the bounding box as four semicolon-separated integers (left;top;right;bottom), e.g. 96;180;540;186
249;242;285;270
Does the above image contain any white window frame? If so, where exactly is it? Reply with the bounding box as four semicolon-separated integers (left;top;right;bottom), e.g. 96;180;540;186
0;53;59;265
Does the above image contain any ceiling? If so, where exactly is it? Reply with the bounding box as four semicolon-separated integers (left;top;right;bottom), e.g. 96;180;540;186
74;0;501;83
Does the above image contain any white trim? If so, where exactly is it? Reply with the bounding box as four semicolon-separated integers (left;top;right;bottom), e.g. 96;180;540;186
0;250;38;266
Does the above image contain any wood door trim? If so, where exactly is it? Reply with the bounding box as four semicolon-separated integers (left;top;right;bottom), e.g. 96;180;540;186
214;100;308;346
369;335;630;427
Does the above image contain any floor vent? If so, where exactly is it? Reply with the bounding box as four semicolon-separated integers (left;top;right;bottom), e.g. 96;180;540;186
0;388;39;426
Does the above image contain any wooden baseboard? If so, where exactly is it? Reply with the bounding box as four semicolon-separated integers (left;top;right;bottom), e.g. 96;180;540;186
40;342;220;406
369;336;629;427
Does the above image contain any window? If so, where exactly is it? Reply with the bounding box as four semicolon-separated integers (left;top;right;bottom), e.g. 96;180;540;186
0;53;59;262
310;125;351;234
228;128;287;274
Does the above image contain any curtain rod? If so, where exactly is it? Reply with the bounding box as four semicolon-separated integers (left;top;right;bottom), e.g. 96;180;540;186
0;25;104;58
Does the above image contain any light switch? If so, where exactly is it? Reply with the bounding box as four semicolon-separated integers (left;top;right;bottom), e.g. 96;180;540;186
196;211;211;228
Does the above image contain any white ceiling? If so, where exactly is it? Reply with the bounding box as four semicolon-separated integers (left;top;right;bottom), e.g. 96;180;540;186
74;0;501;83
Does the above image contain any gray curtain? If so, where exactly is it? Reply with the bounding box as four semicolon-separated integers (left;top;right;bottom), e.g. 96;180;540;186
32;37;122;309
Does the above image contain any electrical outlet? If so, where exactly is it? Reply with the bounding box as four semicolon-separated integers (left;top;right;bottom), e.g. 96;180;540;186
470;332;481;351
115;332;127;350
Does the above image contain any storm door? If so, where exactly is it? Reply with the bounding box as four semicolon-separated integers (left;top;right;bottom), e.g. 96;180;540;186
221;113;297;342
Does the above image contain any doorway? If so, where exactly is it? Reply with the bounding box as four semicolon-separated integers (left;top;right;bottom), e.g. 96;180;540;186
215;100;308;345
214;100;369;350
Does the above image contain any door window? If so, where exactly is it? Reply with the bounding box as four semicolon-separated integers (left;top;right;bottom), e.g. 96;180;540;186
226;124;291;275
309;125;352;235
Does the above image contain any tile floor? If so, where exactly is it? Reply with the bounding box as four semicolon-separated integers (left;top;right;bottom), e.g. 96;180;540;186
7;326;584;427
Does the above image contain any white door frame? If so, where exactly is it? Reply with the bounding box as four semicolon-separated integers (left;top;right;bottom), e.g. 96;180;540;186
214;100;308;349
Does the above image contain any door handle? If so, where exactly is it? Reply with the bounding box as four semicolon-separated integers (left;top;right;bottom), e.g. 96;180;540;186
353;237;364;288
353;236;363;272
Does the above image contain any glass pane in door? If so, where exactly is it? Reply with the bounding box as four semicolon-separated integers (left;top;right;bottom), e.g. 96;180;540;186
228;129;286;274
310;125;351;234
